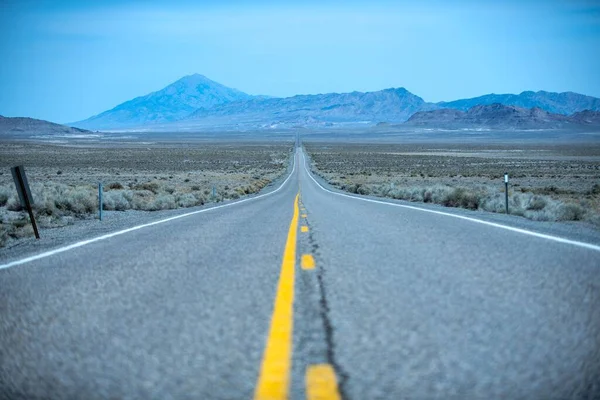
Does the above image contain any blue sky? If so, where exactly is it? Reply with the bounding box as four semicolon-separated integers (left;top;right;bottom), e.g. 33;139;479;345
1;0;599;123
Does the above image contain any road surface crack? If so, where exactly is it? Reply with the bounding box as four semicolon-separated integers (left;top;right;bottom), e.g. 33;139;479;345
309;229;350;399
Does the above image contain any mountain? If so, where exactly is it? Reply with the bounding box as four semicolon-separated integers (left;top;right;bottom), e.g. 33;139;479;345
186;87;431;127
569;110;600;125
401;108;464;125
0;115;91;137
438;91;600;115
72;74;253;130
404;103;579;129
70;73;600;131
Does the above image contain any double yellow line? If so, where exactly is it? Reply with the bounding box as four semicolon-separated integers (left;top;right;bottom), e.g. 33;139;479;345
254;194;341;400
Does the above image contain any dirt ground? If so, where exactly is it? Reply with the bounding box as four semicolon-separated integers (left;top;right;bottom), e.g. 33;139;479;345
0;142;291;189
0;141;293;245
305;142;600;223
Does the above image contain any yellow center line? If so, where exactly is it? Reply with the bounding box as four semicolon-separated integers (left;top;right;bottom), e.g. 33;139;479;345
301;254;315;270
306;364;342;400
254;193;299;400
301;226;309;233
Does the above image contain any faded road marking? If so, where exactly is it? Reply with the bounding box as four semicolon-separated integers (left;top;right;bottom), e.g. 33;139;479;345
302;214;308;218
301;226;309;233
254;194;299;400
301;254;315;270
306;364;341;400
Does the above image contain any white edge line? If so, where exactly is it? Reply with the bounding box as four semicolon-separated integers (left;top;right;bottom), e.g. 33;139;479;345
0;150;299;270
301;151;600;253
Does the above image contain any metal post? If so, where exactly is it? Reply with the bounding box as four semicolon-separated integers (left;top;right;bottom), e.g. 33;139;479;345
504;172;509;215
212;186;216;199
15;167;40;239
98;183;103;221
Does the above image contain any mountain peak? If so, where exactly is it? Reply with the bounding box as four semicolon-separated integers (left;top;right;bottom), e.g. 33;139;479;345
176;73;213;84
168;74;227;91
382;87;409;94
72;74;253;129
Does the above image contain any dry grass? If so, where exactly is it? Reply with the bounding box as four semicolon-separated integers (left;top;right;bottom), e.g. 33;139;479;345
0;142;292;246
305;142;600;226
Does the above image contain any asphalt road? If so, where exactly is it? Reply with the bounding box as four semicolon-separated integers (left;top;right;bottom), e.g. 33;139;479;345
1;147;599;399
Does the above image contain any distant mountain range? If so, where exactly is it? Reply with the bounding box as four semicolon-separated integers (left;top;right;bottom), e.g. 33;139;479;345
186;87;433;127
405;104;600;129
0;115;91;137
59;73;600;130
437;91;600;115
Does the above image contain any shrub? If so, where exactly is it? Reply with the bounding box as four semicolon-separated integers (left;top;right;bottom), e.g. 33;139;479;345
526;195;547;211
192;192;206;205
65;188;97;214
103;190;131;211
389;187;424;202
127;190;153;210
343;183;360;194
442;188;480;210
557;203;586;221
479;193;506;214
148;194;176;211
423;186;454;204
12;218;29;228
133;182;160;194
107;182;124;190
6;195;22;211
535;186;562;195
356;185;370;195
0;186;11;207
0;223;11;247
176;193;198;208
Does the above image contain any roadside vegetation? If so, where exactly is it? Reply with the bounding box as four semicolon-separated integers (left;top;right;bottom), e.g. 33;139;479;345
305;142;600;226
0;142;291;246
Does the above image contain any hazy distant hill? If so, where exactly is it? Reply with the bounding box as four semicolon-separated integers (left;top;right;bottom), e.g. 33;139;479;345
186;87;432;126
0;115;91;136
438;91;600;115
72;74;253;130
404;103;597;129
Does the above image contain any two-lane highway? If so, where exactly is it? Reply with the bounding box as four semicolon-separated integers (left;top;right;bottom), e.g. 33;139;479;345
1;147;599;399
